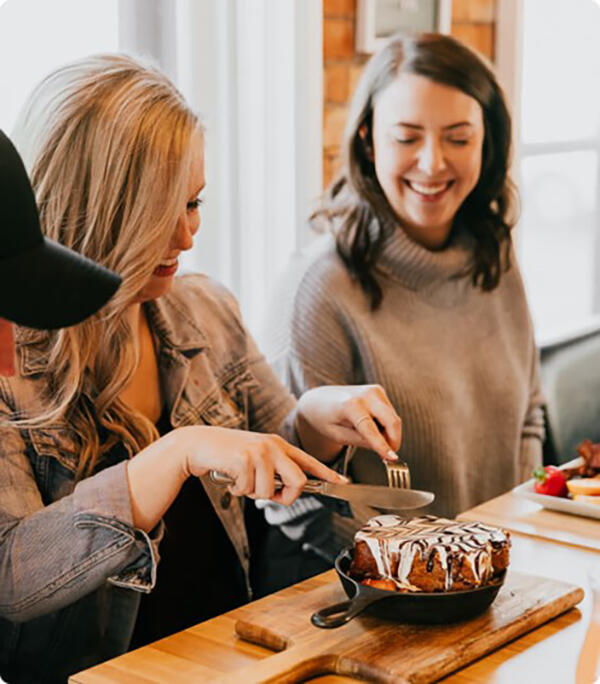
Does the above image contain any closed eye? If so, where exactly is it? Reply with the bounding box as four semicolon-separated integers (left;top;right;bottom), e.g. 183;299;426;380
187;196;204;211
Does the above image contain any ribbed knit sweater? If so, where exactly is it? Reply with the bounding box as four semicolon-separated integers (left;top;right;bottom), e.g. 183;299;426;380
262;226;544;528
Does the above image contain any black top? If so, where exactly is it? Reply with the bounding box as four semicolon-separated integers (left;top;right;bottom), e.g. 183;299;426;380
129;410;248;649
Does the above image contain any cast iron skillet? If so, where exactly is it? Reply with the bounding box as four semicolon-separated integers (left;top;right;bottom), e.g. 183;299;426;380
311;547;506;629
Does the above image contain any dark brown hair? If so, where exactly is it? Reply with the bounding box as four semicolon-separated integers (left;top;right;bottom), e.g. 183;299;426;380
313;32;517;309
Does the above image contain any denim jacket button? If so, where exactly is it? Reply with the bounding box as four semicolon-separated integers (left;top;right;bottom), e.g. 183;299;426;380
220;492;232;509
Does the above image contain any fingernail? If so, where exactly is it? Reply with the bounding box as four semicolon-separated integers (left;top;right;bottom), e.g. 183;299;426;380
386;450;398;461
338;474;350;483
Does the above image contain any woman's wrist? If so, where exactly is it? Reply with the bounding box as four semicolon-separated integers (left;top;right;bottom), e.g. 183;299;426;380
164;426;197;480
126;430;192;531
295;407;343;463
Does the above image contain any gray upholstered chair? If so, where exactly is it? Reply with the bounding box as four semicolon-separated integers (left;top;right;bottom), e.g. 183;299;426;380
540;329;600;465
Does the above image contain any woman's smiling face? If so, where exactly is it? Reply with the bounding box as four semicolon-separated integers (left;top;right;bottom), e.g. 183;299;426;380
135;130;205;303
370;72;485;250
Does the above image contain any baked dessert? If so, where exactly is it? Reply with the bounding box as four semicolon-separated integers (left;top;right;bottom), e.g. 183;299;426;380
349;515;510;592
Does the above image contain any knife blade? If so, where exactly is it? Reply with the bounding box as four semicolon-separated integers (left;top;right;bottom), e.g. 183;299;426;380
305;480;434;510
209;470;434;510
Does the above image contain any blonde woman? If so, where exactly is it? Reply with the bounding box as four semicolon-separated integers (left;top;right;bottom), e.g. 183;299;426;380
0;55;402;684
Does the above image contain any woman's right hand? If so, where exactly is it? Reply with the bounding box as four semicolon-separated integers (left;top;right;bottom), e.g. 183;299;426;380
176;425;346;506
127;425;347;532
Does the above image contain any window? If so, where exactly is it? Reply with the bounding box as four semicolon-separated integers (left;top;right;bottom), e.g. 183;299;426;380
506;0;600;345
0;0;119;133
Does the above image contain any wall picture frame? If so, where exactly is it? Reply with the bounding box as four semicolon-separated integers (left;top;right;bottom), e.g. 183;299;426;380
356;0;453;54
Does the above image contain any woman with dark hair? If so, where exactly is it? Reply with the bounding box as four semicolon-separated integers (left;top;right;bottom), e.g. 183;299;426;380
261;32;544;591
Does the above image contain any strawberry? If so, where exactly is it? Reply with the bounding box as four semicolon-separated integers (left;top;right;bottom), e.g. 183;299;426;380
533;465;568;497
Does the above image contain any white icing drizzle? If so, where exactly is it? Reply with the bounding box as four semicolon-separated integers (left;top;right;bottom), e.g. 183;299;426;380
354;515;508;592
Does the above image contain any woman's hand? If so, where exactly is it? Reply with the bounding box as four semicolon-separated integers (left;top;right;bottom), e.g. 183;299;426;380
127;425;347;531
179;425;346;505
295;384;402;463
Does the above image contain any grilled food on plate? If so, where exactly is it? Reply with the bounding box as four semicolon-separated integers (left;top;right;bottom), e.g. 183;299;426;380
534;439;600;500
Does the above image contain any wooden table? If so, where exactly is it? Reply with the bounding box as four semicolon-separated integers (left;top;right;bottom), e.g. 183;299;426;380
71;500;599;683
458;490;600;552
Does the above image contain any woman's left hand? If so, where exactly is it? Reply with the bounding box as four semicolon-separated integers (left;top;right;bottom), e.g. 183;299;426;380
295;384;402;463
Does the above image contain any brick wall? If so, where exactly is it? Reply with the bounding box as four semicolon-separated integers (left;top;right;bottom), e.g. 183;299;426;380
322;0;497;187
451;0;496;58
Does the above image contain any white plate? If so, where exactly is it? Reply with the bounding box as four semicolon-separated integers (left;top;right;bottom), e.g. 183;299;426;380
512;457;600;520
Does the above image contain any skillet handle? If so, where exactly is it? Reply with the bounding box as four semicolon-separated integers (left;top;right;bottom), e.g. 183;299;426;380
311;592;379;629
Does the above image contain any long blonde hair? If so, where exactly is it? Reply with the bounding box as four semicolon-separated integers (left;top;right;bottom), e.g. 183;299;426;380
11;54;201;477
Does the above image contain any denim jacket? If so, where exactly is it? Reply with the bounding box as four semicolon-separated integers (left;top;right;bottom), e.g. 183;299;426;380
0;274;296;683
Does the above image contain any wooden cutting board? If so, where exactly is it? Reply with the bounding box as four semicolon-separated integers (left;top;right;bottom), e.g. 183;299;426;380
214;570;583;683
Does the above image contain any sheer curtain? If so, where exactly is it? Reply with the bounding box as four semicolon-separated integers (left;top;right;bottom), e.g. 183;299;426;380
119;0;323;337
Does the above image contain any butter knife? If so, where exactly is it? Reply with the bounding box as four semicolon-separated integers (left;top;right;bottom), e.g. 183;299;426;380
208;471;434;510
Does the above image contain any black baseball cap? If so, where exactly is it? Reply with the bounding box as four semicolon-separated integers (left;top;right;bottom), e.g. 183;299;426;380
0;130;121;329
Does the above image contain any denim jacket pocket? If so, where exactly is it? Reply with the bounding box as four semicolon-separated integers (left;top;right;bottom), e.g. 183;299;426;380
27;429;80;502
28;428;79;473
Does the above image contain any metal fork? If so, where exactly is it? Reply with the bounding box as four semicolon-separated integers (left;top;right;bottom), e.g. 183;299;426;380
385;458;411;489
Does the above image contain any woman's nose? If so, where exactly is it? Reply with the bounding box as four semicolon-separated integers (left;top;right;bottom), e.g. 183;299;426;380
172;214;199;251
416;137;446;175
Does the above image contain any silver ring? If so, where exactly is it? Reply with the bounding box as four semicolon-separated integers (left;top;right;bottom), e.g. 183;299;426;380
355;415;372;428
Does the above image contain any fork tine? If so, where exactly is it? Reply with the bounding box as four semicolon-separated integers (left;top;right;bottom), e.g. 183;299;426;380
384;460;411;490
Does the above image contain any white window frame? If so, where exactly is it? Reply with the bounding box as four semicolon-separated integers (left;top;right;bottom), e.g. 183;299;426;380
495;0;600;347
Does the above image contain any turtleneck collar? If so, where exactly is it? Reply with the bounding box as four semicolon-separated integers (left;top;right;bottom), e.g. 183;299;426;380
375;219;474;290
